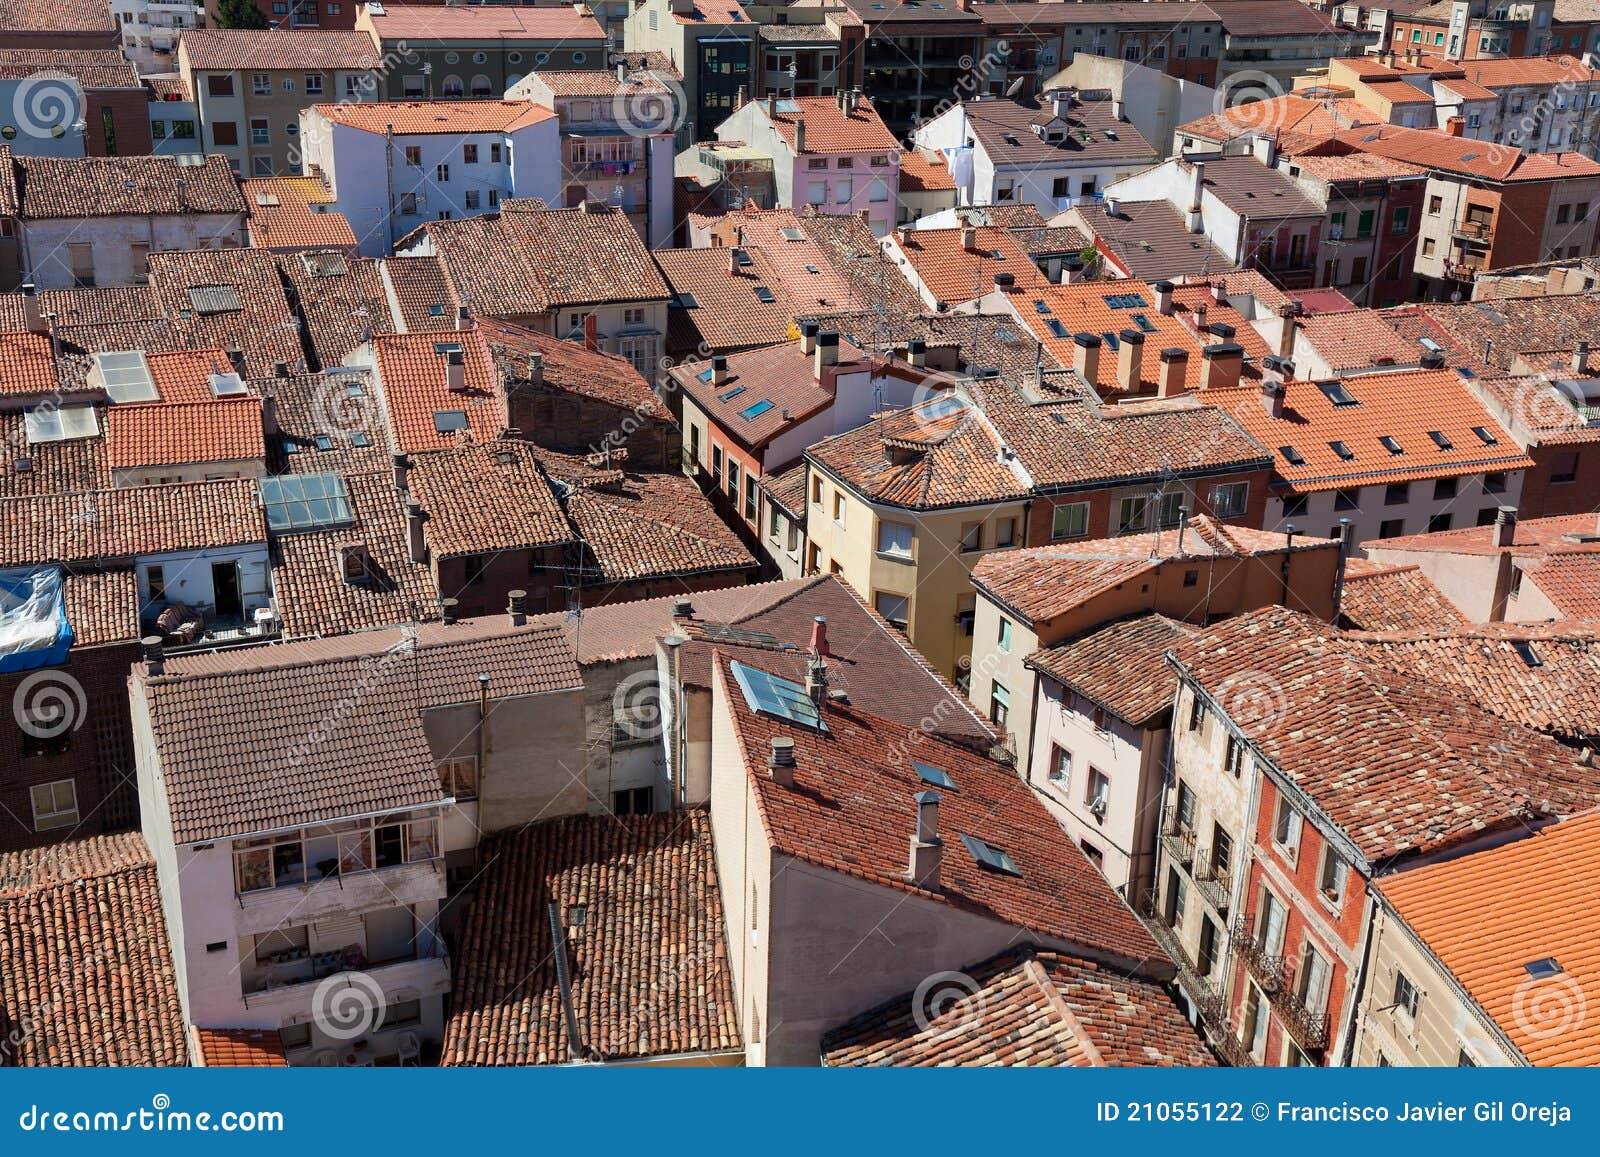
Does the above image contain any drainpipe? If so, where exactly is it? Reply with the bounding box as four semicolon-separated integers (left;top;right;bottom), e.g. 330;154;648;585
476;672;490;795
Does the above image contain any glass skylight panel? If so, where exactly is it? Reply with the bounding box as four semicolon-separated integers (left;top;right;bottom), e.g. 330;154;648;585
1329;440;1355;460
1472;425;1499;445
731;660;826;732
740;399;774;420
93;351;158;403
918;394;965;420
433;410;468;433
1428;430;1453;449
913;761;957;790
1379;435;1404;455
959;834;1020;876
1102;293;1148;310
1280;445;1306;466
719;385;746;402
753;286;777;303
258;473;354;533
24;405;99;444
188;284;241;315
1317;379;1359;407
209;372;248;398
1131;312;1158;333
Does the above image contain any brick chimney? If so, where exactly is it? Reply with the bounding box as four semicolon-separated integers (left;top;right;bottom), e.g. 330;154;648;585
583;313;599;352
960;225;977;251
905;337;926;368
799;320;819;355
141;636;165;677
805;656;828;708
907;790;943;889
1201;342;1244;390
444;348;466;393
507;589;527;626
455;302;472;330
1072;331;1102;383
1158;347;1188;398
1116;328;1145;393
810;614;830;657
1154;279;1174;316
1445;115;1465;137
406;498;427;563
795;118;807;154
1277;301;1300;359
712;354;730;385
20;282;44;334
391;451;409;493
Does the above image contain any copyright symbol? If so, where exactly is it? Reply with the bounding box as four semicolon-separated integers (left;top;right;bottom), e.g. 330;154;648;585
1251;1103;1269;1122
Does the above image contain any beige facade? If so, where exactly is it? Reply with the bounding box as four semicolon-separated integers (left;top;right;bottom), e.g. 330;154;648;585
180;57;377;176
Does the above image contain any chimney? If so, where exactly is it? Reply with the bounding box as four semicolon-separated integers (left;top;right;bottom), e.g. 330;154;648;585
1112;97;1127;122
1262;354;1294;385
673;597;694;621
1277;301;1300;359
1186;161;1206;233
1493;505;1518;548
795;119;807;154
444;348;466;393
1193;301;1208;334
1253;132;1277;167
1158;347;1188;398
805;656;828;707
1201;342;1244;390
406;497;426;563
1260;377;1286;419
907;791;943;889
1116;328;1145;393
20;283;44;334
807;613;833;659
619;61;628;83
1154;280;1175;316
583;313;599;352
1419;350;1446;369
726;246;740;277
993;271;1015;291
1207;322;1236;347
766;94;777;117
455;302;471;330
1104;196;1120;218
905;337;926;368
799;320;819;355
1573;340;1591;377
1445;115;1465;137
526;351;544;387
1072;332;1102;383
768;736;796;787
391;451;409;492
1051;90;1071;119
507;589;527;627
272;360;289;378
814;330;839;379
440;597;459;625
711;354;730;385
1062;258;1084;284
960;225;977;251
141;636;165;677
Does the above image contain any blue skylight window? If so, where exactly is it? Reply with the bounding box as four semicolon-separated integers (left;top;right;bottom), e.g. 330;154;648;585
259;473;354;534
731;660;826;732
434;410;468;433
913;761;957;790
960;834;1020;876
1102;293;1149;310
740;399;775;420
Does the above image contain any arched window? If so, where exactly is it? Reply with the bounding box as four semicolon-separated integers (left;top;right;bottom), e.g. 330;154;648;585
441;75;464;97
470;74;493;98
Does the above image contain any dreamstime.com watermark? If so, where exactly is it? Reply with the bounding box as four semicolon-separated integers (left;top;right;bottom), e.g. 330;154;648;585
17;1095;284;1134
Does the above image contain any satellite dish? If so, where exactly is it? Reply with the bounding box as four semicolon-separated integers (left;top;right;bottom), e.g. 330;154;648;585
1005;76;1025;98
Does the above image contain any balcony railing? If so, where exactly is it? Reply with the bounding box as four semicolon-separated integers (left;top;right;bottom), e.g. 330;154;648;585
1453;218;1494;242
1230;916;1331;1053
1135;889;1254;1067
1161;823;1197;868
1194;847;1231;914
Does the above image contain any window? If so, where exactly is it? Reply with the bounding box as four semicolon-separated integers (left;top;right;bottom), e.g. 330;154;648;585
1380;518;1405;539
1282;494;1308;518
832;492;845;524
744;474;757;521
1384;482;1409;506
250;118;269;146
435;163;449;182
1225;734;1245;777
1085;768;1110;816
1334;488;1360;512
1298;943;1331;1016
1427;512;1452;533
1483;471;1507;494
998;617;1013;652
146;564;167;605
1211;482;1247;519
1318;846;1348;906
995;518;1017;548
807;181;827;205
252;156;273;177
1051;502;1088;540
1117;496;1148;534
1188;693;1206;732
211;120;238;147
305;74;323;95
207;75;234;98
29;779;78;831
875;592;909;630
464;189;480;210
1048;744;1071;787
1422;238;1436;257
877;520;913;559
726;460;740;501
960;522;982;552
399;192;417;215
463;143;478;164
1273;796;1302;858
1392;206;1411;234
1550;452;1578;484
989;680;1010;727
1197;915;1218;976
1392;971;1420;1019
1428;194;1442;215
253;73;271;95
437;756;478;800
404;145;421;166
712;445;724;484
613;786;652;815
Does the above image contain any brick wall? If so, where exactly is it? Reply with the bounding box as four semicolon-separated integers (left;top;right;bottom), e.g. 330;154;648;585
1519;443;1600;518
85;89;154;156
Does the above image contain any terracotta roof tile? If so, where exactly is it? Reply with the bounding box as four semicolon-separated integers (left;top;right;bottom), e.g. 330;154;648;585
0;48;136;89
1173;607;1600;862
1071;200;1236;282
0;479;264;566
309;100;555;136
364;5;605;40
655;246;796;352
0;833;187;1066
1412;295;1600;372
263;369;393;474
892;224;1050;305
62;569;141;646
1367;511;1600;556
143;618;581;843
443;809;739;1065
519;69;670;97
278;252;395;369
824;947;1214;1066
0;330;58;396
1297;309;1423;371
372;327;506;454
668;0;750;23
721;656;1161;961
1336;562;1465;632
1028;614;1197;726
147;248;308;378
104;398;266;471
899;150;954;193
1378;810;1600;1066
0;412;110;496
1524;552;1600;619
179;28;382;72
1207;368;1533;493
670;339;836;448
478;318;669;421
0;0;112;35
17;153;244;219
381;256;459;334
409;440;572;558
194;1029;288;1067
245;177;357;253
1178;93;1380;145
1007;279;1211;394
796;210;924;314
759;92;899;153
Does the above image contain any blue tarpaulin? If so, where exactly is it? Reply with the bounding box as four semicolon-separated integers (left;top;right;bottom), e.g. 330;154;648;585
0;566;74;673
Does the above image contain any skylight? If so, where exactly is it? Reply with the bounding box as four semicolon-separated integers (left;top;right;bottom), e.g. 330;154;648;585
433;409;468;433
677;292;699;309
1280;444;1306;466
780;227;804;241
93;351;158;404
913;761;957;790
1131;312;1158;333
1033;300;1052;315
1330;440;1355;460
740;399;774;420
1524;957;1563;977
754;285;777;303
719;385;746;402
1471;425;1499;445
258;473;354;534
775;99;801;114
959;833;1020;877
1379;435;1404;455
24;405;98;445
209;372;248;398
731;660;826;732
1046;318;1070;339
1515;640;1543;668
1317;379;1359;407
1102;293;1148;310
918;394;966;420
1101;331;1121;351
1428;430;1453;450
188;284;241;315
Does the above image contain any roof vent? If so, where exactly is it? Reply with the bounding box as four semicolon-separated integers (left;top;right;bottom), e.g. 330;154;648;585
768;736;796;786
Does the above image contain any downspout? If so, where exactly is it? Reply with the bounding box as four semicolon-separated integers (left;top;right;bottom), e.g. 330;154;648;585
385;123;396;253
1340;887;1380;1067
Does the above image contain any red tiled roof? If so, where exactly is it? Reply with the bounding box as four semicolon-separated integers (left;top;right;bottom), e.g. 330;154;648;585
671;339;836;448
63;569;140;647
0;48;135;89
443;809;740;1065
1027;614;1197;726
823;947;1215;1066
310;100;555;136
891;225;1050;305
17;153;244;219
759;92;899;154
1365;511;1600;557
244;177;357;253
1337;561;1464;632
409;440;572;558
669;0;750;25
147;248;307;379
1010;279;1209;395
720;655;1162;962
364;4;605;40
477;318;670;421
0;480;264;567
1297;309;1422;371
656;246;796;353
194;1029;288;1067
179;28;381;71
1172;607;1600;863
105;399;265;471
899;150;955;193
1525;552;1600;619
372;327;506;454
1378;809;1600;1066
1178;93;1379;144
0;833;187;1066
1207;368;1533;493
381;256;459;334
277;253;394;369
0;330;57;395
1338;124;1600;183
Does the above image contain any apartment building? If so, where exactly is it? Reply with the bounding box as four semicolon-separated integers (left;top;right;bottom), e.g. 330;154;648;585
914;91;1156;218
624;0;758;144
111;0;203;69
360;4;608;101
177;29;383;176
509;70;678;249
0;51;151;156
1146;606;1597;1065
298;101;560;256
1387;0;1600;60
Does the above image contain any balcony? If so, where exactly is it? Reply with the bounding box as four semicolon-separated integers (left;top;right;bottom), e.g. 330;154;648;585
1161;823;1196;868
1193;847;1232;914
1135;890;1255;1067
235;857;446;937
1452;218;1494;243
241;940;450;1016
1445;259;1483;281
1231;916;1331;1054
